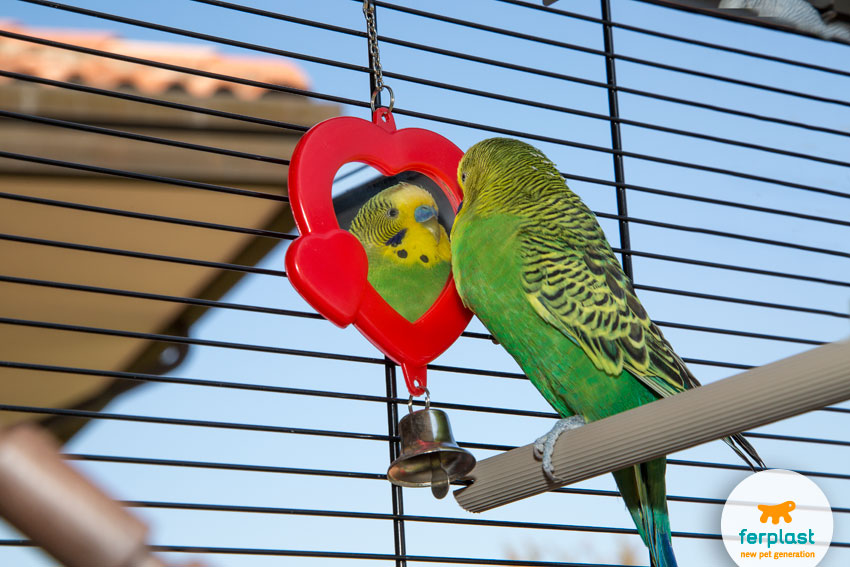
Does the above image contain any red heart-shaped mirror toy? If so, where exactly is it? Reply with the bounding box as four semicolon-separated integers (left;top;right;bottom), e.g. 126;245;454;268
285;109;473;396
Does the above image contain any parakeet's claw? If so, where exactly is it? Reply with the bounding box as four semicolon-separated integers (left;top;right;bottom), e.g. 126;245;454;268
490;335;500;345
532;415;586;483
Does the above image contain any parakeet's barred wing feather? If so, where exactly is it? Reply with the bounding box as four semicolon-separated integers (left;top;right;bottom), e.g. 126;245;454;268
519;212;695;397
517;202;763;469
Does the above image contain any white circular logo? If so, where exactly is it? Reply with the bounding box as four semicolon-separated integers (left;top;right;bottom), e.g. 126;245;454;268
721;469;833;566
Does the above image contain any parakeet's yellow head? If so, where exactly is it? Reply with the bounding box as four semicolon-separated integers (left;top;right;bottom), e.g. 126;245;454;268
349;182;451;267
456;137;564;219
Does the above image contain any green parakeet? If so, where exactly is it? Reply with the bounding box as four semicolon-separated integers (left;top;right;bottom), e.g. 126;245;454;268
450;138;764;567
349;182;452;322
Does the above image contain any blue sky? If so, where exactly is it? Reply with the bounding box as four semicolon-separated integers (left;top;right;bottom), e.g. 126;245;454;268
1;1;848;566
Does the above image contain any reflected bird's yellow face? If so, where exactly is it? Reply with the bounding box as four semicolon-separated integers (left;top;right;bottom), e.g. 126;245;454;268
349;182;451;268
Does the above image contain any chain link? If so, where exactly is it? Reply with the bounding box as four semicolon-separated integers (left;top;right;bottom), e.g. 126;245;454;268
363;0;383;92
362;0;393;111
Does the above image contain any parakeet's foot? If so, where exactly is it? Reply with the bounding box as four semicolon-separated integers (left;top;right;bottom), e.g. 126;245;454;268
533;415;586;483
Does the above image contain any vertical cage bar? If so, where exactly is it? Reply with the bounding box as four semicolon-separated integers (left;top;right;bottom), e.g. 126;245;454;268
384;358;407;567
600;0;634;280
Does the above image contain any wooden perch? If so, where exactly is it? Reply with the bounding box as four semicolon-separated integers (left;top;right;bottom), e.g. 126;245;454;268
454;339;850;513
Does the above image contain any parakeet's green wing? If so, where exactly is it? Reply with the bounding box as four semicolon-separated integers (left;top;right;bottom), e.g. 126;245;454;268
518;221;763;468
519;221;693;397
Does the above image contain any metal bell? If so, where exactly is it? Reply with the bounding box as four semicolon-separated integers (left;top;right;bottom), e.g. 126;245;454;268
387;392;476;499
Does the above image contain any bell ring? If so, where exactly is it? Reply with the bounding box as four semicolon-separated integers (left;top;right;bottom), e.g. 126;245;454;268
387;394;476;499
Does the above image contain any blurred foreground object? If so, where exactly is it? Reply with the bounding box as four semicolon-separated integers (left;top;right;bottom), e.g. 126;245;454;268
719;0;850;40
543;0;850;42
0;424;184;567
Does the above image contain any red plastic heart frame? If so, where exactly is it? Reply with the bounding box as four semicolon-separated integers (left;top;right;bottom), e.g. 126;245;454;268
285;108;472;396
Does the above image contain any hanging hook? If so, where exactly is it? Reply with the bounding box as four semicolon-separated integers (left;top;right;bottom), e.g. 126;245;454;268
407;387;430;414
370;84;394;113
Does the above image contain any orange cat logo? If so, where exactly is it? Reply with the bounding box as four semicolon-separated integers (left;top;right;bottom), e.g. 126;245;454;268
757;500;795;524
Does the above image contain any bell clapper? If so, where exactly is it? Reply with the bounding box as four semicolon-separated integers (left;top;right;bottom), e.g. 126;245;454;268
429;452;450;499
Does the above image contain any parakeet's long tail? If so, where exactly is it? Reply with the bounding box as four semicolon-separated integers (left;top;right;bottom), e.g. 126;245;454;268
614;460;678;567
725;432;765;471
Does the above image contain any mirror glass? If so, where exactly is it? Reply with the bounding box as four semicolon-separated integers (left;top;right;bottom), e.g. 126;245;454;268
332;165;455;323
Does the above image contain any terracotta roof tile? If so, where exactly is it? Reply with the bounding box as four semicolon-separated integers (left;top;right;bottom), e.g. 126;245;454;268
0;20;311;99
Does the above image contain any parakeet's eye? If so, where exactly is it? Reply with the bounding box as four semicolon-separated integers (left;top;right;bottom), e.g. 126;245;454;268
386;207;399;218
461;172;467;183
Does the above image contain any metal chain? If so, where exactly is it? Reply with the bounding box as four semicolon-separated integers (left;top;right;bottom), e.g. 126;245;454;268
362;0;394;111
363;0;383;92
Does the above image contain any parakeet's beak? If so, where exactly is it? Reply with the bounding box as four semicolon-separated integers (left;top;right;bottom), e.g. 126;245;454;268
414;204;442;242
